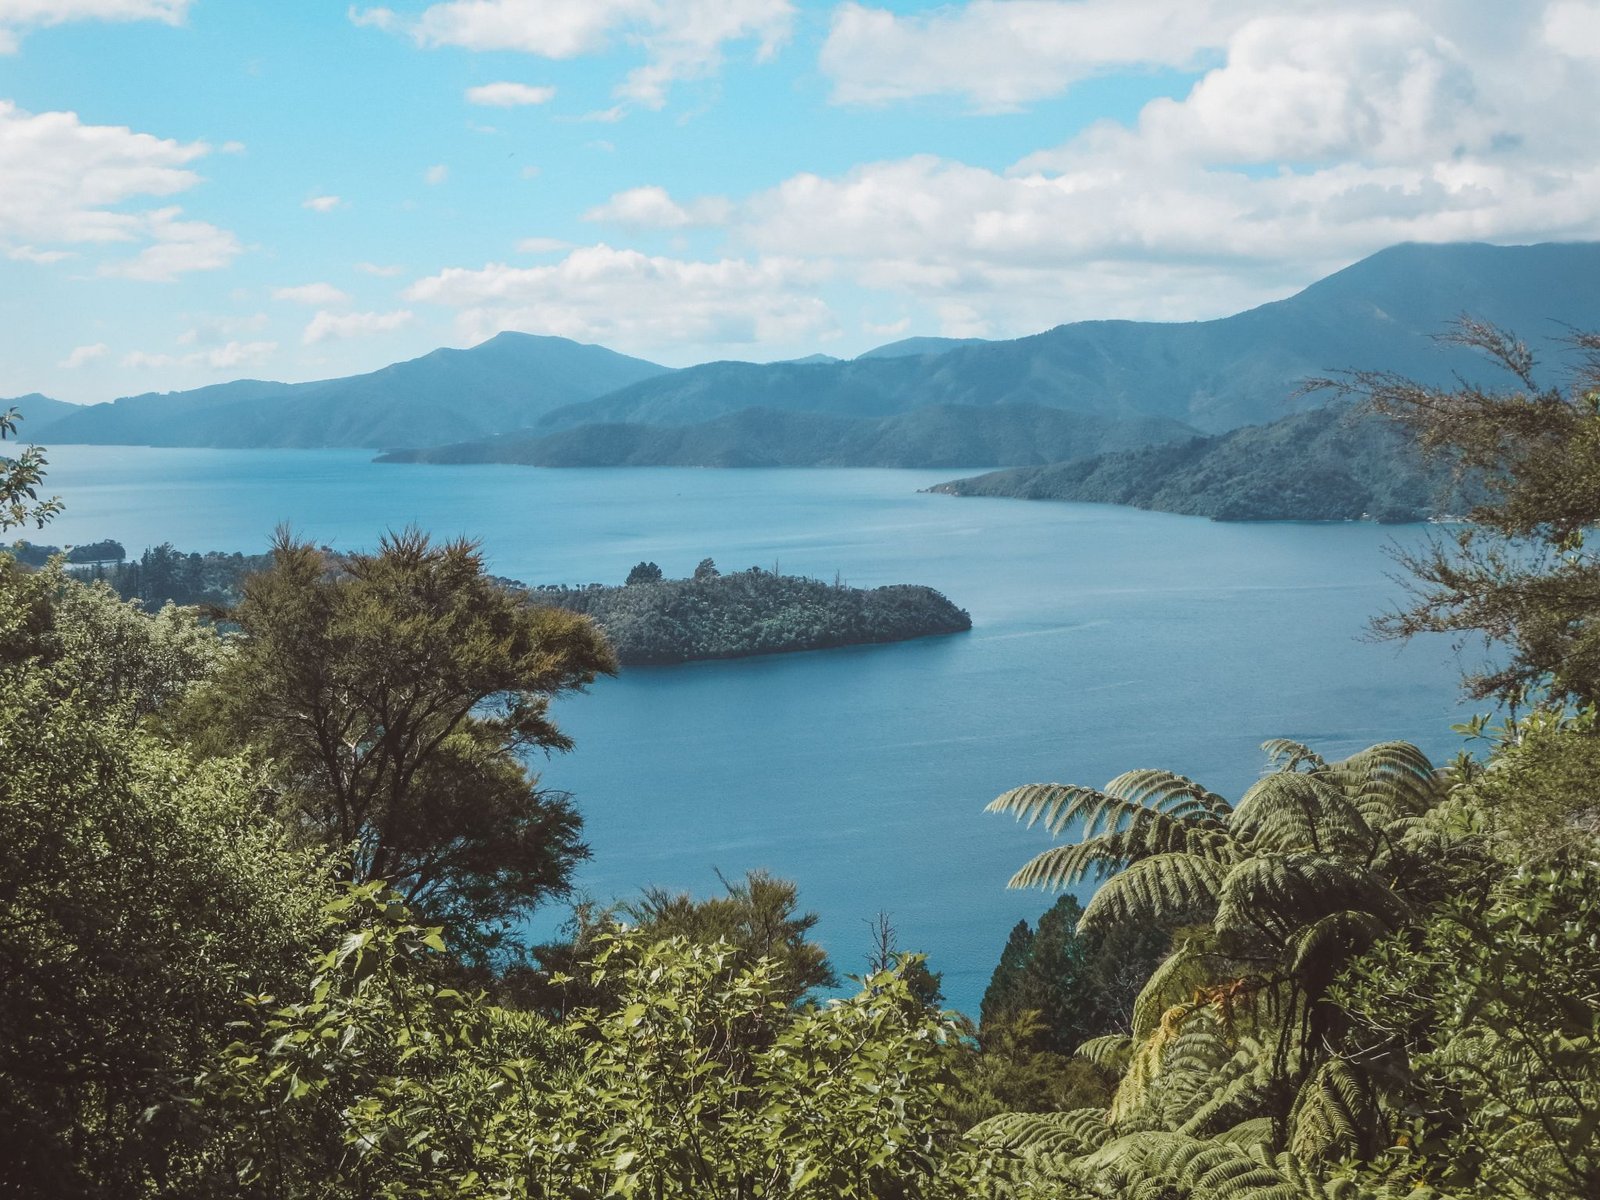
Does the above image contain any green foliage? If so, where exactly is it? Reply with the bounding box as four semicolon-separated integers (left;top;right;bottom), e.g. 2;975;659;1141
621;869;838;1004
625;560;664;585
203;889;982;1198
0;573;330;1197
542;562;971;665
78;542;274;610
1337;860;1600;1200
978;895;1168;1055
183;528;617;959
0;407;62;532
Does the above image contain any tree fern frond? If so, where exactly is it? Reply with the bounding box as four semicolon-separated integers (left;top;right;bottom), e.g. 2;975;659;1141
1104;768;1235;820
1262;739;1327;772
1079;853;1228;931
1231;773;1373;856
1132;937;1220;1042
1077;1033;1134;1072
967;1107;1113;1156
1289;1057;1379;1162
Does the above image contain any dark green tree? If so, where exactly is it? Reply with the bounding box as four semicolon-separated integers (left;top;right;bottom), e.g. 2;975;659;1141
625;560;664;585
622;869;838;1004
185;528;617;958
1316;322;1600;705
693;556;720;581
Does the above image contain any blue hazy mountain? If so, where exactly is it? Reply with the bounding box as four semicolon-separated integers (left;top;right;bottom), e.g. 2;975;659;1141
540;243;1600;434
377;404;1199;469
929;404;1483;522
37;333;670;449
0;393;81;438
20;242;1600;452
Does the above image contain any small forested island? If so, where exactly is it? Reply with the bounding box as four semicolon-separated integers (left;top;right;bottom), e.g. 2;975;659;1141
929;404;1481;522
527;559;971;665
40;542;970;665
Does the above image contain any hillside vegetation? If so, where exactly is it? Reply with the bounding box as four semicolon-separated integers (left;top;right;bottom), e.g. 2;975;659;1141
931;404;1480;521
534;560;972;665
378;404;1198;469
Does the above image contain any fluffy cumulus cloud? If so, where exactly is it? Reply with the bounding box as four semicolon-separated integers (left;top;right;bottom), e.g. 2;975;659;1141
0;102;236;271
821;0;1262;110
352;0;794;108
406;244;833;352
303;194;343;212
303;308;415;344
465;81;556;106
0;0;189;52
583;185;731;228
731;3;1600;331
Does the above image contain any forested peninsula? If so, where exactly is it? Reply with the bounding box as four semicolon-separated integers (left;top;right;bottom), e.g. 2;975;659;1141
45;543;970;666
529;559;971;665
930;404;1481;522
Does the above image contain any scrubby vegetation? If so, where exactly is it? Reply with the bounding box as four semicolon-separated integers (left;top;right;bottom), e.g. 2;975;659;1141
931;404;1480;522
535;559;972;665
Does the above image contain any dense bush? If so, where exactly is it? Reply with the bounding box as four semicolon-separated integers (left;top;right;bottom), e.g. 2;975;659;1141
541;563;971;665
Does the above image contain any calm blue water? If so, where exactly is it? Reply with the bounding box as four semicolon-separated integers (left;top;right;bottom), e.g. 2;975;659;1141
39;446;1476;1015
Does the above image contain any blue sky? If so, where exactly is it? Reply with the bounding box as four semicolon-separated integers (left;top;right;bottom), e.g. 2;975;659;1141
4;0;1599;403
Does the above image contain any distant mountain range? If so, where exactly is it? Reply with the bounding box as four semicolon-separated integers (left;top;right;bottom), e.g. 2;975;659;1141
378;404;1198;469
928;405;1482;522
537;243;1600;435
13;334;668;449
9;242;1599;466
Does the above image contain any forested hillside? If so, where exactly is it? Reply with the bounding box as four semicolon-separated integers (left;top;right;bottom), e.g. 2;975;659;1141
932;404;1480;521
379;404;1197;469
536;560;972;664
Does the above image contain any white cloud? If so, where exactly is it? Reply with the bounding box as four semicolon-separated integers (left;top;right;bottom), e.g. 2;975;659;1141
424;163;448;185
821;0;1259;110
0;101;237;282
0;0;190;51
355;260;405;276
1544;1;1600;57
7;244;73;263
721;6;1600;332
406;244;833;352
517;236;572;254
177;313;269;345
59;342;109;369
273;282;352;306
353;0;794;108
303;194;343;212
465;81;557;106
96;206;241;282
122;340;277;371
303;308;415;344
583;185;731;228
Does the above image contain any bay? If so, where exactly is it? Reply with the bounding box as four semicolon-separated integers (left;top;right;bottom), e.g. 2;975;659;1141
37;445;1474;1015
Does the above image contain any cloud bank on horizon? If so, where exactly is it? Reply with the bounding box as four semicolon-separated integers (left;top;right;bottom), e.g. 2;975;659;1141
2;0;1599;402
